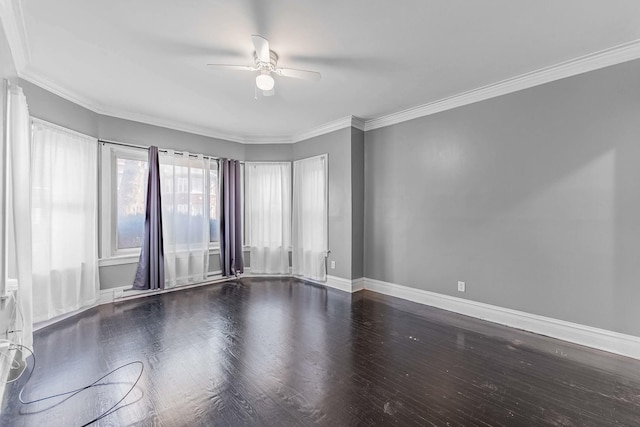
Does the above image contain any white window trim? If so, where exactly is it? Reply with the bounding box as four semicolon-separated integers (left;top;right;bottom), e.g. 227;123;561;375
99;144;224;266
100;144;148;262
98;254;140;267
209;158;221;250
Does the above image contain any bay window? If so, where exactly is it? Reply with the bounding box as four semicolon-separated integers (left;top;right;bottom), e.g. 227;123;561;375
100;144;220;263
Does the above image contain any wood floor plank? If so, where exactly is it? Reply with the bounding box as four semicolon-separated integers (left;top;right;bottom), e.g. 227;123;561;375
1;277;640;426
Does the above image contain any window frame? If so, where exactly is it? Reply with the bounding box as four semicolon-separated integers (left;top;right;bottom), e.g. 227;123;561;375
100;144;149;263
99;144;223;266
208;159;221;251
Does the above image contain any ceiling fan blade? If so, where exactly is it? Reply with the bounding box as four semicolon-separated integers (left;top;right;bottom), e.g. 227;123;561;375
276;68;321;81
207;64;256;71
252;35;270;63
263;87;275;97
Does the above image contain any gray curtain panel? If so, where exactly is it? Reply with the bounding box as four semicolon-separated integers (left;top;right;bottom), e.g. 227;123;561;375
133;146;165;290
220;159;244;276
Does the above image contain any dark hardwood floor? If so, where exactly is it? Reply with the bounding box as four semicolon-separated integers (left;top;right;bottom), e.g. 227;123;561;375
2;277;640;426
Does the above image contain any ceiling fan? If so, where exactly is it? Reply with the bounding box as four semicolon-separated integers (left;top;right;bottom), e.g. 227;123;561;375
207;35;321;97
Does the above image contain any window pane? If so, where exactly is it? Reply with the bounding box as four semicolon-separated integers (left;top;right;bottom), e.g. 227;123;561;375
116;157;148;249
209;163;219;242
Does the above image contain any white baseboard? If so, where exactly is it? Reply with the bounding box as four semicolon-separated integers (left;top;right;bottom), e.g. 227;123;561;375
35;272;340;331
325;275;352;292
34;276;230;331
325;275;364;293
292;275;351;292
352;277;365;292
363;277;640;360
34;298;102;331
37;274;640;360
102;276;231;303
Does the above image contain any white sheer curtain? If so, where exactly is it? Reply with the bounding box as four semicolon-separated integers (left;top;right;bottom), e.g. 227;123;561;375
31;119;99;323
4;85;33;350
292;155;328;281
159;151;210;287
245;162;291;274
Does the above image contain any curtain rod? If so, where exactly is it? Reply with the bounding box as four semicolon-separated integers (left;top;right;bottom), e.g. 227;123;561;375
98;138;243;163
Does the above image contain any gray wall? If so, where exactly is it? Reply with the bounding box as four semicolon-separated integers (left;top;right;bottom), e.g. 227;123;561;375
18;81;250;290
20;79;247;161
351;128;365;279
98;264;137;290
98;115;245;160
20;79;99;137
364;59;640;336
245;143;293;161
240;140;363;281
294;128;354;280
16;78;363;287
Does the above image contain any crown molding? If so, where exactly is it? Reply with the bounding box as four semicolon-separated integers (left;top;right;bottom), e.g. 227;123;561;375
0;0;30;71
19;69;357;144
292;115;361;143
96;105;247;144
7;0;640;145
364;38;640;132
17;33;640;143
242;135;293;145
20;70;100;113
351;116;365;131
20;71;250;143
241;115;364;144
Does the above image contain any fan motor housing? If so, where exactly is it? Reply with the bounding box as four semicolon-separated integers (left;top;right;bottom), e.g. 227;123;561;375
254;51;278;71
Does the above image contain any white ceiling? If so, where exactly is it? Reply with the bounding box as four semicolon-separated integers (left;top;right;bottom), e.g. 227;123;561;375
11;0;640;140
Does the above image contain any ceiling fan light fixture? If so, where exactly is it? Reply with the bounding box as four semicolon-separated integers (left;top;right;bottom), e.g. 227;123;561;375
256;71;275;91
208;35;320;95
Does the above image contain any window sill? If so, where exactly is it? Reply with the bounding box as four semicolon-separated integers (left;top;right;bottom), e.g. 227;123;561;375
99;255;140;267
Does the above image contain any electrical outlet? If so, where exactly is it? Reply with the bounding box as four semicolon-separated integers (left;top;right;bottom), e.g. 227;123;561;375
330;260;336;269
457;281;466;292
114;288;124;300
